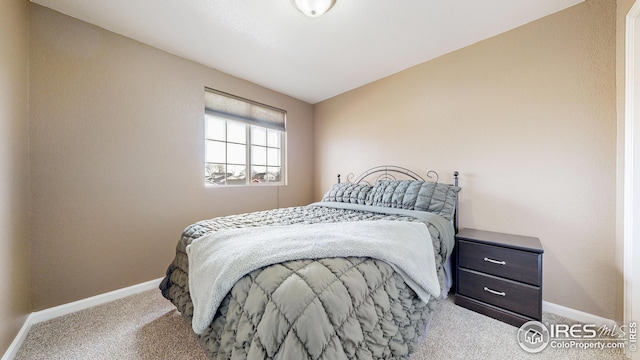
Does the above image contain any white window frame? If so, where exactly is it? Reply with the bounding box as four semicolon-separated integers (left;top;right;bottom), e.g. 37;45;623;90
204;88;286;186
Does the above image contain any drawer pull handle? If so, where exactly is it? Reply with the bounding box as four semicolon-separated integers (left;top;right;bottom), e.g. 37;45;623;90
484;257;506;265
483;287;506;296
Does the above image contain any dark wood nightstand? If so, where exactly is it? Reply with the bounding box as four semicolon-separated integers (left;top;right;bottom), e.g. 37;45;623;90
455;228;543;327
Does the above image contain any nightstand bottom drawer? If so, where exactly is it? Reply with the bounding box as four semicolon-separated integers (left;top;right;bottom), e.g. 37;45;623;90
457;268;541;319
455;295;534;327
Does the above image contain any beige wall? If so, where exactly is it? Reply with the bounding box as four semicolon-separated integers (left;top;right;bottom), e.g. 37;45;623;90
315;0;619;320
29;4;314;310
0;0;31;354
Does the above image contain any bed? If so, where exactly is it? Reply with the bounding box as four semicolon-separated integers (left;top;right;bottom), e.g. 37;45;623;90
160;166;461;359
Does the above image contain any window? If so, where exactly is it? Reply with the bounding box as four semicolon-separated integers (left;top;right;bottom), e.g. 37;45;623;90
204;88;286;186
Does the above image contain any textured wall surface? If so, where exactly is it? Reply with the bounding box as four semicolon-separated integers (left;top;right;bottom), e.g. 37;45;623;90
0;0;31;354
29;4;314;310
315;0;618;320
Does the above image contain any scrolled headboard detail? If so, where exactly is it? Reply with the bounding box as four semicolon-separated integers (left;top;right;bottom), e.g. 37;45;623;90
334;166;460;232
338;165;436;185
337;165;459;187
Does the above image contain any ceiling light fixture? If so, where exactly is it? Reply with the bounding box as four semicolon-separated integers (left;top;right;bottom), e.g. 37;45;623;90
292;0;336;17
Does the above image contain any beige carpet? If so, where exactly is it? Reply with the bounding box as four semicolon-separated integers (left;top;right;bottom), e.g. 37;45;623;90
15;289;627;359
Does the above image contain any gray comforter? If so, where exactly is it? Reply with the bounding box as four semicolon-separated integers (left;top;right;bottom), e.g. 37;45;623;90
160;202;455;359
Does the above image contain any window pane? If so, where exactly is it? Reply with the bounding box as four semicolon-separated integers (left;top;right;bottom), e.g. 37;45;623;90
227;143;246;164
205;116;225;141
205;140;225;163
227;121;246;144
205;163;226;185
251;126;266;146
267;130;280;148
226;164;246;185
267;167;281;182
251;145;266;166
251;166;267;183
267;148;280;166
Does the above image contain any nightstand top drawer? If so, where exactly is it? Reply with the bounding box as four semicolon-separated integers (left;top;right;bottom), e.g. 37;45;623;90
458;239;542;286
456;228;543;254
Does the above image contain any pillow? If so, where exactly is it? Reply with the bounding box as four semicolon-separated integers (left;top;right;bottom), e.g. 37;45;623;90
321;183;373;205
366;180;461;220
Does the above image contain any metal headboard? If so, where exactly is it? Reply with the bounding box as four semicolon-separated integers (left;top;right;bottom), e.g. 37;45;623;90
337;165;438;185
336;165;460;233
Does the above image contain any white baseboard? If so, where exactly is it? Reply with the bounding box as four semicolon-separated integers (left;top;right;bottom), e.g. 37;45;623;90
1;277;163;360
543;300;618;328
1;313;36;360
29;278;163;324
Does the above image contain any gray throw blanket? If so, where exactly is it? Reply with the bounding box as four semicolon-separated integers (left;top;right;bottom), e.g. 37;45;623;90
186;220;441;334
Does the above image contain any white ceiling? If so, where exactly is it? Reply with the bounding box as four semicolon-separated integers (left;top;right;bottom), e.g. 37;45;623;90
31;0;584;104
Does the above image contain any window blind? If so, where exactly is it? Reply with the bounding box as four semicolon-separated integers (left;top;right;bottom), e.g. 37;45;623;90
204;88;286;132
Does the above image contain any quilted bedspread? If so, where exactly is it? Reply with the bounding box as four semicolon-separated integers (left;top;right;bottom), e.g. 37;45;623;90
160;203;454;360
